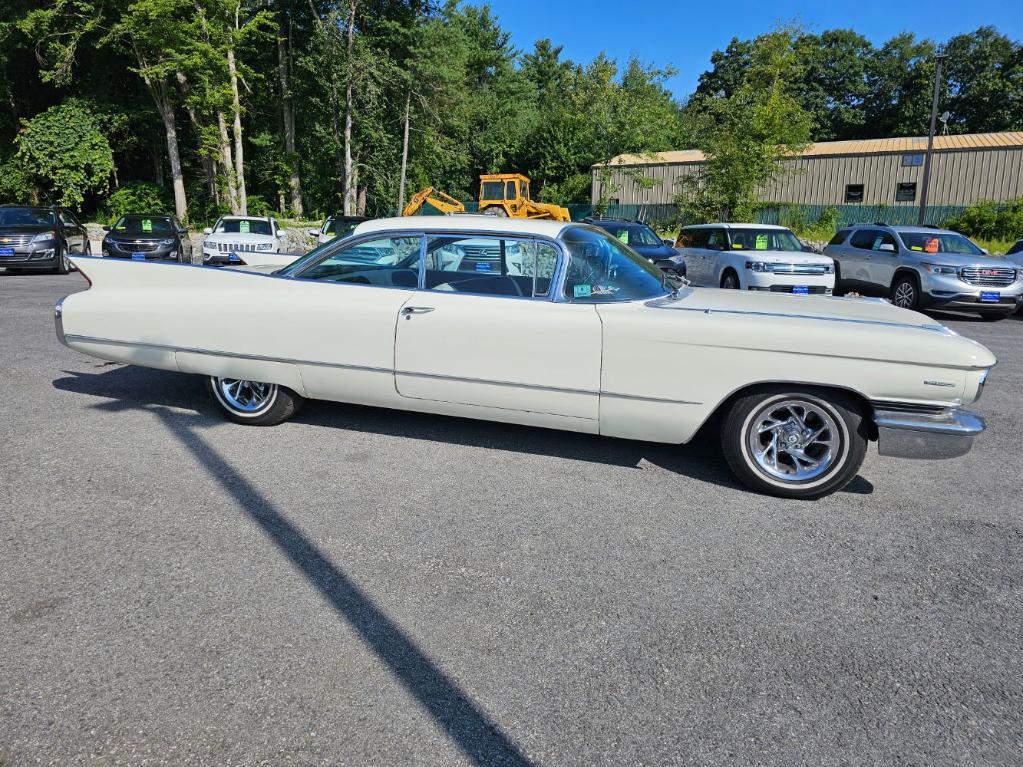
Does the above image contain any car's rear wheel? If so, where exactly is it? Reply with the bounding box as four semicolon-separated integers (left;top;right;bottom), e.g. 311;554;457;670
721;387;867;499
890;274;919;310
206;376;303;425
721;270;740;290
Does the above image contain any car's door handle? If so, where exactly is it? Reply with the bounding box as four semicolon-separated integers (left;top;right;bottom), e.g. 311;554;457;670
401;306;435;317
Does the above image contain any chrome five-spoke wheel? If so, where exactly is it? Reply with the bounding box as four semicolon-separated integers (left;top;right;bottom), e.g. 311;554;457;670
206;376;303;425
721;388;867;499
747;399;838;482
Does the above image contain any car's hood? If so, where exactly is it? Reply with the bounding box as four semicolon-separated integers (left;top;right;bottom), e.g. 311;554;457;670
729;249;830;264
631;243;678;259
908;252;1018;270
204;232;275;243
646;287;995;370
1006;252;1023;268
0;226;53;236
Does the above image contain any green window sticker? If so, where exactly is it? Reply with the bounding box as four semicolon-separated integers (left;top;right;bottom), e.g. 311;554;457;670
616;230;629;244
755;234;768;250
872;236;883;250
142;219;152;232
573;284;592;299
239;220;250;233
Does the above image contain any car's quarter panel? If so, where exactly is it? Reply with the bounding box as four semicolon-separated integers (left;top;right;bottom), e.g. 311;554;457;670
394;291;602;424
61;257;412;406
595;290;995;444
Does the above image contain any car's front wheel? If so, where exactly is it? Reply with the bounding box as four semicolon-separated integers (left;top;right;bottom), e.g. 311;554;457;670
54;248;71;275
206;376;303;425
890;274;919;310
721;270;740;290
721;387;868;499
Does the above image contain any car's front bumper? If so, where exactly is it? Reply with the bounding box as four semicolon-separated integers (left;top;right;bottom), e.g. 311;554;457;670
920;273;1023;312
103;244;179;260
745;271;835;294
873;407;986;459
0;246;58;269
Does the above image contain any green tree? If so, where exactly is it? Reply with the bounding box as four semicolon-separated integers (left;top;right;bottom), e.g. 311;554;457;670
16;99;114;207
944;27;1023;134
683;28;813;220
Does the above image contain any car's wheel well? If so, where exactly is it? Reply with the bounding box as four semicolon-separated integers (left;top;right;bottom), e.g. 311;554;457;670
703;381;875;440
891;268;920;290
720;267;739;287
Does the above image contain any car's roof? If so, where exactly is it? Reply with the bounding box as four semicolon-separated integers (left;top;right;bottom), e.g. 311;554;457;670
682;222;790;231
587;219;649;227
844;223;957;235
354;215;574;238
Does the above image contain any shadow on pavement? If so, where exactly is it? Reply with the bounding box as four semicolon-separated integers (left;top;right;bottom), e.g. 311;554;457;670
54;363;873;502
86;394;536;767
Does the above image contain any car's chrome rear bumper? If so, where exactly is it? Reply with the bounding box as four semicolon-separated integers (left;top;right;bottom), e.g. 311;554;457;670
55;297;67;347
873;408;985;459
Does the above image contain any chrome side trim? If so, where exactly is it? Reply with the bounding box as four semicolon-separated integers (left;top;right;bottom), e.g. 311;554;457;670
647;298;950;333
62;334;392;375
62;334;701;406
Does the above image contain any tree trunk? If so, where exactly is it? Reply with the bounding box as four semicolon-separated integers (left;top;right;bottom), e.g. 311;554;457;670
357;186;367;216
156;95;188;222
217;111;240;213
176;70;220;207
342;0;357;216
227;41;247;214
278;16;303;216
397;90;410;214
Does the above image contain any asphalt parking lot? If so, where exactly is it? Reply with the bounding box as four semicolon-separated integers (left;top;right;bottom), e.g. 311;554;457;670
2;271;1022;766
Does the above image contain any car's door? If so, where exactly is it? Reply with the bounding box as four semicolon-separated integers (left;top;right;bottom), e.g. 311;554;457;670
679;227;709;284
703;227;729;285
59;210;86;253
865;230;900;287
394;232;601;422
845;229;878;287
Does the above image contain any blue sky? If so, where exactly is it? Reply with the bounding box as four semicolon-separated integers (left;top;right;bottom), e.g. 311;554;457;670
487;0;1023;97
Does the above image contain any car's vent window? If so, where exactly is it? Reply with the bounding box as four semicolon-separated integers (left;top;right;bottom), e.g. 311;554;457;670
423;235;553;298
296;236;422;287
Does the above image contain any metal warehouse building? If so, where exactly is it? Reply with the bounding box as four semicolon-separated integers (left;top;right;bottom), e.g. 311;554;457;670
592;131;1023;208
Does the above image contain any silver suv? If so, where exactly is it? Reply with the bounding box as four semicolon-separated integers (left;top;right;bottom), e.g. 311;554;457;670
824;224;1023;321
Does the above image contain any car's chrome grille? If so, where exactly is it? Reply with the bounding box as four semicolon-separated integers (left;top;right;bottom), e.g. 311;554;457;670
0;234;34;247
459;244;501;269
217;242;259;252
768;285;829;294
959;266;1016;286
768;263;832;275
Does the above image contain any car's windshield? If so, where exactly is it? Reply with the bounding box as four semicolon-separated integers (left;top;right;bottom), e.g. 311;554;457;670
900;232;984;256
113;215;174;234
0;207;56;227
215;218;272;236
561;226;668;303
604;224;662;247
728;228;803;252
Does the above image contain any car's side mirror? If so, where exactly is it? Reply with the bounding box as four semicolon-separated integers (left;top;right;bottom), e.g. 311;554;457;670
878;243;897;253
307;229;319;237
801;244;815;253
980;248;989;255
203;227;213;236
102;225;111;231
661;238;675;247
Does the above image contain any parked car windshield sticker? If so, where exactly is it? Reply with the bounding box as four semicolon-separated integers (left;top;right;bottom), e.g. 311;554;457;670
142;219;152;232
872;235;884;250
755;234;768;249
573;284;592;298
924;237;939;253
239;220;250;233
617;230;629;244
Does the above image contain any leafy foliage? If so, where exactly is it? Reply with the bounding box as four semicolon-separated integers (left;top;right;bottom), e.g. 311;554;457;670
946;199;1023;242
15;99;114;207
106;181;171;220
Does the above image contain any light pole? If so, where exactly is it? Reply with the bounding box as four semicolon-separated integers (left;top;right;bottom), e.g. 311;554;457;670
918;50;947;225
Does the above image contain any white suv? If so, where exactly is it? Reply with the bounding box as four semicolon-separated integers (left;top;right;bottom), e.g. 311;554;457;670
202;215;284;265
675;223;835;295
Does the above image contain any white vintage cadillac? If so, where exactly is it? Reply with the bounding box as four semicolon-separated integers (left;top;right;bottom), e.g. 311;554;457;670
56;216;995;499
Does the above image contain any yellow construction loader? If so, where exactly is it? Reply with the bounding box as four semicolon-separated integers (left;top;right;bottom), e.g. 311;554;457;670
402;173;571;221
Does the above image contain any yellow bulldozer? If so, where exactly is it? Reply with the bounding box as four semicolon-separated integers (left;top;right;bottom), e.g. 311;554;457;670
401;173;571;221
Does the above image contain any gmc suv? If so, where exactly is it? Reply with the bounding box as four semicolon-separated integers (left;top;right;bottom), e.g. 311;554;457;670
824;224;1023;321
